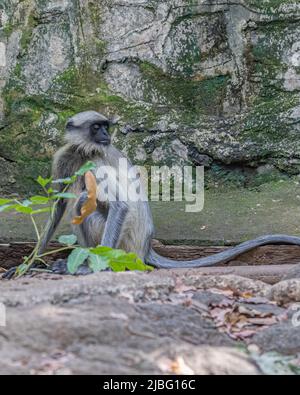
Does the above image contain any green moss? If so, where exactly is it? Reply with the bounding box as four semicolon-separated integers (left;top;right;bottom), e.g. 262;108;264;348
14;63;22;78
19;11;38;52
48;66;128;115
204;162;290;190
165;12;227;77
242;109;291;144
139;61;229;118
166;22;202;76
246;0;299;12
240;16;300;154
248;19;297;93
249;171;288;188
2;23;14;38
0;54;163;191
87;1;103;36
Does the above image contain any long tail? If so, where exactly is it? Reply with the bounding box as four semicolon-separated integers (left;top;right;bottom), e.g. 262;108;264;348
147;234;300;269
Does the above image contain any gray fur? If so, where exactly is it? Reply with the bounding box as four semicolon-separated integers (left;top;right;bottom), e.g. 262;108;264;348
38;197;67;255
67;111;108;129
101;202;129;249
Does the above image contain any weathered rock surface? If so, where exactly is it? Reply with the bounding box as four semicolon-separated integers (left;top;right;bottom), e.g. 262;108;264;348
0;271;255;375
268;278;300;304
1;1;300;192
0;270;300;375
252;320;300;356
283;263;300;280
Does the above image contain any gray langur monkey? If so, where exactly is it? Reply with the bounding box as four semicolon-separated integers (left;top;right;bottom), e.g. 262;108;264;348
19;111;300;274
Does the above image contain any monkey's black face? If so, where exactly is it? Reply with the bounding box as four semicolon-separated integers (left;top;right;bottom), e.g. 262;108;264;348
90;122;111;146
65;111;113;154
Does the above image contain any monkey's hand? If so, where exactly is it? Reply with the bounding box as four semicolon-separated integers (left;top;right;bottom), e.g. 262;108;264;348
51;259;92;275
51;259;101;275
72;171;97;225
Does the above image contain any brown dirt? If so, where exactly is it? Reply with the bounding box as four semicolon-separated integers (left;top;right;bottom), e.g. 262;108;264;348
0;243;69;270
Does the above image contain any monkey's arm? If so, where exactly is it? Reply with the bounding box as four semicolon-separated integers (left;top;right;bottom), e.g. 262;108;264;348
101;201;129;248
38;199;67;255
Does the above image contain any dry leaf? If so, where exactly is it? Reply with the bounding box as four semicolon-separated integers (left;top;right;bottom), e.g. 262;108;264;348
174;278;197;294
247;317;278;326
239;292;254;299
237;305;272;318
209;295;285;340
232;330;257;340
239;297;273;305
72;171;97;225
170;357;195;375
211;298;234;308
209;288;234;297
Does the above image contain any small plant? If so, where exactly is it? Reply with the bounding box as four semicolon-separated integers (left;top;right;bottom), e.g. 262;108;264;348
0;162;152;278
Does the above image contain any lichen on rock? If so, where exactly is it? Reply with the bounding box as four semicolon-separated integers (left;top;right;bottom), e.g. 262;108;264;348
0;0;300;192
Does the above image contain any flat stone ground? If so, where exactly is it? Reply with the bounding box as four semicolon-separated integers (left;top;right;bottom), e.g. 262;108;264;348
1;270;300;375
1;180;300;375
1;180;300;245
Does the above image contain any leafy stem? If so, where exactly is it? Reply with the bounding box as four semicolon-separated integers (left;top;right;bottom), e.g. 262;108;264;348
0;161;153;278
38;246;76;258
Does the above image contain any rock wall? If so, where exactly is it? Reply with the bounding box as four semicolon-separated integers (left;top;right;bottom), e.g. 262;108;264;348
0;0;300;193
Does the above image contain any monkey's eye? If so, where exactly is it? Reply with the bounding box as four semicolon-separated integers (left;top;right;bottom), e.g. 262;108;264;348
93;124;101;131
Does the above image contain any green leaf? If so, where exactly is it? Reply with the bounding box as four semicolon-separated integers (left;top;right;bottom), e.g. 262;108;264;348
89;246;115;255
16;264;29;277
0;198;12;206
88;253;109;272
75;161;96;176
30;196;50;204
16;206;33;214
53;193;77;199
102;249;127;260
111;252;153;272
126;257;153;272
88;246;153;273
109;260;127;272
0;204;18;213
139;262;153;272
58;234;77;246
37;176;52;188
67;248;89;274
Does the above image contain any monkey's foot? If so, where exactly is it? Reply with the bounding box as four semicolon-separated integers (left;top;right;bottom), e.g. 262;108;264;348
51;259;88;275
2;262;92;278
51;259;110;276
3;260;111;279
2;264;44;280
2;266;17;280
